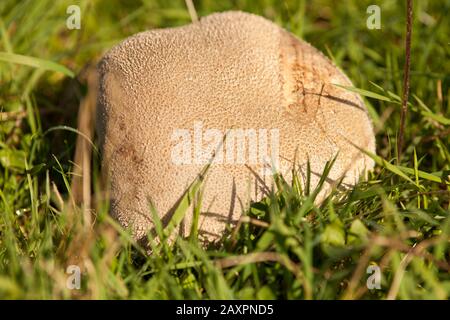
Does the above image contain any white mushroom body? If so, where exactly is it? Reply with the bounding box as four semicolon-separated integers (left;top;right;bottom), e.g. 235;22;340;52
97;11;376;243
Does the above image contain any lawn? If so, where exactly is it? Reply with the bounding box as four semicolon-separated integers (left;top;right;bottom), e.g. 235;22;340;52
0;0;449;299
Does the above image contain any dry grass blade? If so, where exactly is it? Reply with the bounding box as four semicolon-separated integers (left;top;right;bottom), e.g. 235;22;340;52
70;66;98;227
386;236;449;299
185;0;198;23
341;243;374;300
397;0;413;162
230;216;270;248
373;235;450;272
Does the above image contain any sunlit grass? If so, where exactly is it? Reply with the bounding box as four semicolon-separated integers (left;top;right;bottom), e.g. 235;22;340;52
0;0;449;299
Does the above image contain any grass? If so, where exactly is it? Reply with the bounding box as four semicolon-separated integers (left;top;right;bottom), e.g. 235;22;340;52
0;0;449;299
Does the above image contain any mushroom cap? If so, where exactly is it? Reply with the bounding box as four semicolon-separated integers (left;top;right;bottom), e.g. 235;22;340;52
97;11;375;243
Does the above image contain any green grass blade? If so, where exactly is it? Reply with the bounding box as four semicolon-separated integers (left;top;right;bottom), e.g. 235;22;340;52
163;165;209;239
333;84;395;103
0;52;74;77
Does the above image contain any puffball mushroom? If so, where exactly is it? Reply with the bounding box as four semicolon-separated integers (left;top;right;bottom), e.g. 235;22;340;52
97;11;376;243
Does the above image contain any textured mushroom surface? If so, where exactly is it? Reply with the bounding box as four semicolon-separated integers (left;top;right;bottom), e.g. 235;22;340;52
97;11;376;243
